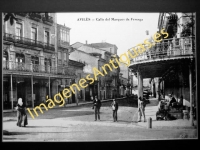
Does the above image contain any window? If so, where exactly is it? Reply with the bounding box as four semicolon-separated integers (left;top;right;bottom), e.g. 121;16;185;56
15;23;22;39
44;58;51;72
60;29;69;43
31;56;39;64
31;27;37;41
67;31;69;42
16;53;25;63
16;53;25;70
44;31;50;44
31;56;39;72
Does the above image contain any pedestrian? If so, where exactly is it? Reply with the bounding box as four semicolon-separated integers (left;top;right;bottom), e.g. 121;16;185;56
138;96;146;122
111;99;118;122
16;98;28;127
93;95;101;121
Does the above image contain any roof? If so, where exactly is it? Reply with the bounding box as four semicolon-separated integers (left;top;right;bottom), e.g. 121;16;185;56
68;59;85;67
57;23;71;30
71;42;84;49
87;42;118;49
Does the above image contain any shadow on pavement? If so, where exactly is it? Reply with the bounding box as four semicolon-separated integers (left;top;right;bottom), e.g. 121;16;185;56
25;126;68;128
32;110;94;119
3;131;37;135
3;138;17;140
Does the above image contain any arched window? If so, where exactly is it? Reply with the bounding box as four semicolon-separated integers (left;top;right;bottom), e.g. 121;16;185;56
3;51;8;69
3;51;8;61
44;58;51;72
16;53;25;70
31;56;39;72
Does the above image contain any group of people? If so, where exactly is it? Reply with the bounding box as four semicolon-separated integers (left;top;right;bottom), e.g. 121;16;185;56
91;96;119;122
92;95;146;123
158;94;183;111
15;95;146;127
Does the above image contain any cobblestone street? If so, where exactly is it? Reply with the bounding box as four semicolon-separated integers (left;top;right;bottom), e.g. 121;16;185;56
3;99;197;141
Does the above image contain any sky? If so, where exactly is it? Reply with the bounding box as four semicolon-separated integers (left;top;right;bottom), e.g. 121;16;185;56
56;13;160;55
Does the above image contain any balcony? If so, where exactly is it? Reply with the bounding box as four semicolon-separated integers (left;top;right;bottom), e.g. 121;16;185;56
15;13;27;17
58;40;70;48
44;43;55;51
29;13;42;21
42;15;53;25
57;66;76;76
131;36;194;63
3;61;76;76
3;33;54;51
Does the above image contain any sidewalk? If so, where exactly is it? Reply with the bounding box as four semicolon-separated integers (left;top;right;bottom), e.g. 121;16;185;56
137;97;196;129
3;97;126;113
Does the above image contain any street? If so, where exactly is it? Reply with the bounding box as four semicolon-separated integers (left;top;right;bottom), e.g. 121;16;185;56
3;99;197;141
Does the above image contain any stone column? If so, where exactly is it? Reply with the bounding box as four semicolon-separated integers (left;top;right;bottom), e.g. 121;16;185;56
189;63;193;126
138;71;143;99
162;80;165;99
152;79;156;98
158;78;161;101
31;75;34;108
49;76;51;98
10;74;13;110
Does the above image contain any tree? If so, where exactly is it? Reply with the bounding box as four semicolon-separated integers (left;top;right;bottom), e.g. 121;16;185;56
3;13;18;25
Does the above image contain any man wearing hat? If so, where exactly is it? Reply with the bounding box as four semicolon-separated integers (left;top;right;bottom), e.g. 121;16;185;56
93;95;101;121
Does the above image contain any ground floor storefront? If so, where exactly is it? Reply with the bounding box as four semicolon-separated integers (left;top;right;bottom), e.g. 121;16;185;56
3;72;75;110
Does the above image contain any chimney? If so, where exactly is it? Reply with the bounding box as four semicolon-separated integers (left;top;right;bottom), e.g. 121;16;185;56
86;40;87;44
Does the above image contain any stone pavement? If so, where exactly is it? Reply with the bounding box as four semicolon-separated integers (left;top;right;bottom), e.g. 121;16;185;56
137;97;196;129
3;97;197;141
3;97;196;130
3;97;126;113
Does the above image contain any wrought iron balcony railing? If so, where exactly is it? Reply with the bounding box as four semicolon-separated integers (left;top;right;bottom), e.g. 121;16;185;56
3;61;75;76
42;15;53;24
3;33;55;51
57;66;76;76
130;36;195;63
29;13;42;21
15;13;27;17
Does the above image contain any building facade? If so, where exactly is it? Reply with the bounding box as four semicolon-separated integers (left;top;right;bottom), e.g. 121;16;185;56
129;12;196;124
3;13;77;110
71;42;120;100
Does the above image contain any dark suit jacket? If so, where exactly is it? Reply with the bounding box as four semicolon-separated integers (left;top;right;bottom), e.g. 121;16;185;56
93;99;101;109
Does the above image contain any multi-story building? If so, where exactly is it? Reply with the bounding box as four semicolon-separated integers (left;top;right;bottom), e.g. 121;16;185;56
119;73;128;97
3;13;77;110
71;42;120;100
128;12;196;124
88;42;120;99
56;23;85;105
69;45;99;101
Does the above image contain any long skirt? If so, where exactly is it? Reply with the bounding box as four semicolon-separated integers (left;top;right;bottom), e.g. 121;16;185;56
17;109;28;127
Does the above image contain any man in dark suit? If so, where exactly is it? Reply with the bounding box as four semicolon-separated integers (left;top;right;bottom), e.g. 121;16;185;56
93;95;101;121
111;99;118;122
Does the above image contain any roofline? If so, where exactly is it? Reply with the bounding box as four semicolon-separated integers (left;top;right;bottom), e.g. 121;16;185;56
71;48;101;59
57;23;71;30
